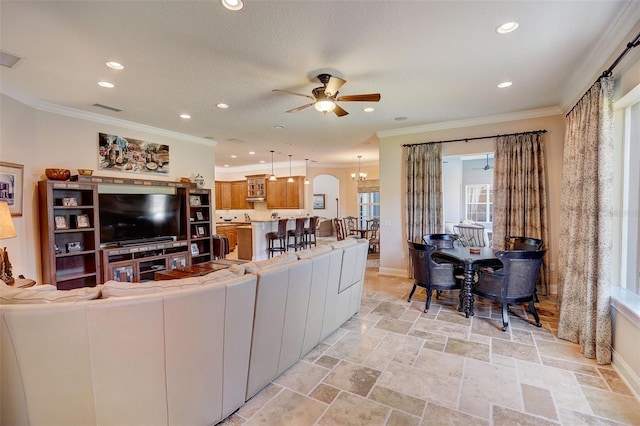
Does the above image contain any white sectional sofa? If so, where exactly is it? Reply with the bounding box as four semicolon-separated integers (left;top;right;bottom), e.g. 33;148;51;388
0;238;369;426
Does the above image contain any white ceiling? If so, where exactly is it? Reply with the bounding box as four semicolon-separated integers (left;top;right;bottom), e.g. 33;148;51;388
1;1;638;170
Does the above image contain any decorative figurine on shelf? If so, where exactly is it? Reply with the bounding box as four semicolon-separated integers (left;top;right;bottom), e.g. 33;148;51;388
0;246;14;284
194;174;205;188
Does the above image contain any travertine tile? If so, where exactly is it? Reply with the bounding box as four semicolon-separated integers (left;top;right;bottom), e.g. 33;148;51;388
325;330;382;363
557;407;624;425
492;405;558;426
422;403;489;425
540;356;600;376
371;301;409;319
461;358;523;411
375;316;413;334
309;383;340;404
244;389;326;426
582;386;640;425
314;354;340;369
492;338;540;363
236;383;282;419
445;337;490;362
521;383;558;420
273;360;329;394
575;372;608;390
598;367;633;396
413;317;470;340
323;360;381;396
458;393;491;419
368;385;426;416
318;391;389;426
301;342;330;362
340;316;378;334
387;409;421;426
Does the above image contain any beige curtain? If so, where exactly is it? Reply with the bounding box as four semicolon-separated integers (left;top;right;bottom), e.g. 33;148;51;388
557;77;614;365
405;143;442;243
492;132;550;294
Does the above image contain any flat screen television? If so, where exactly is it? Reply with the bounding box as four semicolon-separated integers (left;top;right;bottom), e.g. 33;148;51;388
99;193;183;247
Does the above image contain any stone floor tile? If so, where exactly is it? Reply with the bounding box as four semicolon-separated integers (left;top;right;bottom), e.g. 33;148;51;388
322;327;348;345
412;317;470;340
492;405;559;426
422;340;446;352
458;393;491;419
368;385;426;416
341;317;379;334
375;316;413;334
557;407;626;425
471;316;512;340
445;337;490;362
511;328;536;345
598;367;634;396
461;357;523;411
317;391;389;426
315;354;340;369
575;372;609;390
492;338;540;363
386;409;421;426
400;309;421;322
436;310;472;326
301;342;331;362
326;330;382;363
244;389;326;426
236;383;282;419
309;383;340;404
371;301;409;319
540;356;600;376
421;403;489;425
582;386;640;425
273;360;329;394
408;328;447;344
536;339;596;364
323;360;381;396
521;383;558;420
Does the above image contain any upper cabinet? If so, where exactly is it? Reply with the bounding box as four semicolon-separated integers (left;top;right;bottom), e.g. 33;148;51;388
230;181;251;209
246;175;267;199
267;176;305;209
215;181;232;210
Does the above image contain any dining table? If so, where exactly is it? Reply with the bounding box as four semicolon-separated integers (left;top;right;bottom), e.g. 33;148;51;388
431;246;502;318
353;228;370;239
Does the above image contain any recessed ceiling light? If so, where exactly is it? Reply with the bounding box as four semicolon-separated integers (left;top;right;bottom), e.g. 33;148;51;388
231;155;237;158
223;164;230;167
259;160;265;164
249;151;255;155
275;125;285;129
221;0;243;11
496;21;519;34
395;116;408;121
180;113;191;119
364;107;375;112
98;81;114;88
498;81;513;88
216;103;229;109
106;61;124;70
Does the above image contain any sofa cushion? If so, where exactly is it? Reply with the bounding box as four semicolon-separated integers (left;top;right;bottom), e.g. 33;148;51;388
201;268;241;285
330;239;359;249
101;276;204;298
295;244;332;259
244;253;298;274
0;280;102;304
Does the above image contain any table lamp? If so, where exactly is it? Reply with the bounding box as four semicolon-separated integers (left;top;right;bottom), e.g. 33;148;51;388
0;202;17;284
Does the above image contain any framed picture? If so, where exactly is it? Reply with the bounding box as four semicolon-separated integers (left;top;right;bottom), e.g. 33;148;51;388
191;243;200;255
195;211;204;221
197;226;206;236
75;214;90;228
0;162;24;216
170;256;187;269
113;265;134;282
62;197;78;207
189;195;201;206
313;194;326;209
66;241;83;252
54;215;68;230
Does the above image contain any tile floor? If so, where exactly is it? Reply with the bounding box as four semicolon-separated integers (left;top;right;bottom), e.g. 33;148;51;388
219;254;640;425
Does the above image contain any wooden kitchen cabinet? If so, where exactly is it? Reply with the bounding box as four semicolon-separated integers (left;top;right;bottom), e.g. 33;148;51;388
215;181;232;210
215;224;237;251
267;176;305;209
230;180;251;209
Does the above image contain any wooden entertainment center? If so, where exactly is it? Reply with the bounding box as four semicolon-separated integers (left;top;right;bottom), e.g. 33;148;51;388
38;176;214;289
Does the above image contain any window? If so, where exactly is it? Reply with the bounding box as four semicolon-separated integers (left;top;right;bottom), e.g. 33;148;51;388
465;184;493;223
358;191;380;228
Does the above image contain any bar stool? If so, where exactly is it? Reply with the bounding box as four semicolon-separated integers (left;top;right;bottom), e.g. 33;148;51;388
304;216;318;248
266;218;288;258
287;217;306;251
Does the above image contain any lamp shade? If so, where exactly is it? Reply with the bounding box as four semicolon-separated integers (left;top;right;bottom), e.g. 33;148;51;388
0;202;16;239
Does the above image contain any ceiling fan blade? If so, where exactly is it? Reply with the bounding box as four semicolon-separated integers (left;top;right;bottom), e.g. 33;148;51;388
286;103;314;113
272;89;314;100
336;93;381;102
333;104;349;117
324;76;346;97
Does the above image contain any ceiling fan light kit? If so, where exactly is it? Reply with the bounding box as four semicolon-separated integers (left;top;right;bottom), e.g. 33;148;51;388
273;73;380;117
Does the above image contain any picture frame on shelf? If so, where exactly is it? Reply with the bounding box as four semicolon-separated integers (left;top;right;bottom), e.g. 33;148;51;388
66;241;83;252
189;195;201;206
0;161;24;216
62;197;78;207
191;243;200;255
171;256;187;269
54;215;68;230
113;265;134;282
195;211;204;221
197;226;206;236
75;214;90;228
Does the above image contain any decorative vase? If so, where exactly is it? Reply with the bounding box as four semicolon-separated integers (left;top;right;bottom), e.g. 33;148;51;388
194;174;204;188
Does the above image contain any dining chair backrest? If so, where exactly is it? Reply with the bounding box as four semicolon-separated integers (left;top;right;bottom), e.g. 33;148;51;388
367;218;380;252
343;216;358;236
494;250;546;299
504;236;543;251
334;218;346;241
275;218;288;238
424;244;460;287
453;223;486;247
407;241;428;284
423;233;458;249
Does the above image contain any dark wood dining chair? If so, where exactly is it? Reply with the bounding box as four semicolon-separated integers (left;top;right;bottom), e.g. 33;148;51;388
473;250;546;331
334;218;346;241
343;216;358;236
504;236;543;251
287;217;307;251
304;216;318;247
366;218;380;253
407;241;462;312
266;218;288;258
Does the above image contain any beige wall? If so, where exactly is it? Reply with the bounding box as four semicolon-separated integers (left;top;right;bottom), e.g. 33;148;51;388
378;113;565;283
0;94;215;284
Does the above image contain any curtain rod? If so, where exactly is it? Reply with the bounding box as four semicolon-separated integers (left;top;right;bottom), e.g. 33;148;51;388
567;30;640;117
402;129;547;147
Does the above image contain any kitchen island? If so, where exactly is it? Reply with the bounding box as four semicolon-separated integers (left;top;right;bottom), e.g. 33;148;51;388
236;219;304;261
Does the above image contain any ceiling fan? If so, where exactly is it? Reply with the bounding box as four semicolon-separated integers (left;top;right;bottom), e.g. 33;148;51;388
474;154;493;171
272;73;381;117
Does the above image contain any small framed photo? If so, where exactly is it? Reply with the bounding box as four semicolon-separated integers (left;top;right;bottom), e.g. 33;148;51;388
195;211;204;221
54;215;68;230
75;214;90;228
66;241;83;252
189;195;201;206
171;256;187;269
197;226;206;236
113;265;134;282
62;197;78;207
191;243;200;255
313;193;326;209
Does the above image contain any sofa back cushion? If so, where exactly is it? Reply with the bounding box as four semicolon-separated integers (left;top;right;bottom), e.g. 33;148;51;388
0;280;102;304
243;252;298;274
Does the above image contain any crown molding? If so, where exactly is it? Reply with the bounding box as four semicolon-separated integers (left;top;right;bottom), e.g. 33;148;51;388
1;87;214;147
377;106;562;138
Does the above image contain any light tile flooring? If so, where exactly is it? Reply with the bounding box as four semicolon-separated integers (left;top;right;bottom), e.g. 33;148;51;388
219;258;640;425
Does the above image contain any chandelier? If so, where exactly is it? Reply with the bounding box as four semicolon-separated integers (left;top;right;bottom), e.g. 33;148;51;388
351;155;367;181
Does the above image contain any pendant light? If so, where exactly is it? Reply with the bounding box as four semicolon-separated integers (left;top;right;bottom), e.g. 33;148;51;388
304;158;310;185
269;150;277;181
287;154;294;183
351;155;367;181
